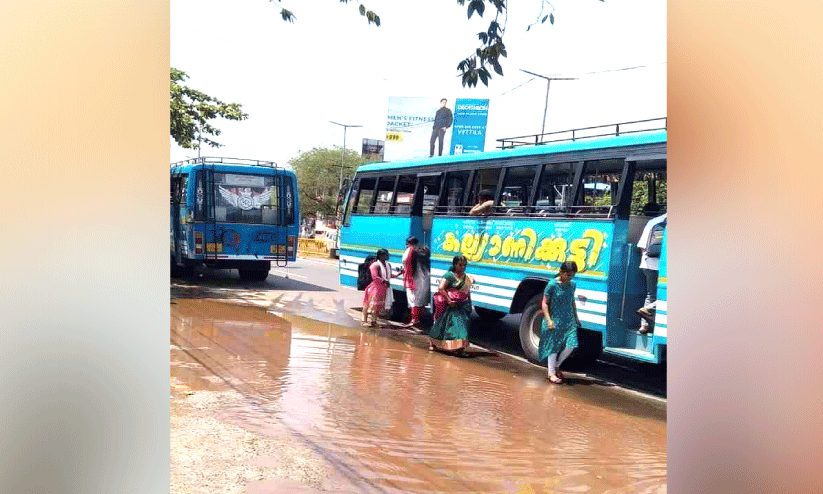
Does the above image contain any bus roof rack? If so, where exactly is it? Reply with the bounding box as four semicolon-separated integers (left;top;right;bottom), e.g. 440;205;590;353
496;117;667;149
170;157;283;169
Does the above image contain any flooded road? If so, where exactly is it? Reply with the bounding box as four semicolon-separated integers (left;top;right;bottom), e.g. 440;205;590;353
171;298;666;493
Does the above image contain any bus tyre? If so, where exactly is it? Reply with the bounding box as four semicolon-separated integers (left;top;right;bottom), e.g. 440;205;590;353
239;268;269;282
561;329;603;371
170;260;184;279
518;294;544;364
475;307;506;323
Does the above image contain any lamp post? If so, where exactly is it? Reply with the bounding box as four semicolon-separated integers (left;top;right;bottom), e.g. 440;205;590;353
519;69;577;140
329;121;362;223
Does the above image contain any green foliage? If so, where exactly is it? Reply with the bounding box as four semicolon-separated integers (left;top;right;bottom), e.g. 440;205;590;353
267;1;598;87
170;68;248;149
289;146;375;218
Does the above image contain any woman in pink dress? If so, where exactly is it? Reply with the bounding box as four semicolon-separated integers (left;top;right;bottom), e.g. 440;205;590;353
362;249;398;327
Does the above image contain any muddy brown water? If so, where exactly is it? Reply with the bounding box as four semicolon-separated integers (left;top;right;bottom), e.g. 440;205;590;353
171;298;666;493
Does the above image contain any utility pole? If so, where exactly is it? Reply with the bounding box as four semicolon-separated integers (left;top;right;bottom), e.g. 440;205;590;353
329;121;362;224
519;69;577;141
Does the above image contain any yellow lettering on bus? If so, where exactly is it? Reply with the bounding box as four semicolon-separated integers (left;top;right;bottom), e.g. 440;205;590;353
467;233;490;262
488;234;502;257
582;229;605;267
568;238;591;272
441;232;460;252
521;228;537;259
535;238;567;263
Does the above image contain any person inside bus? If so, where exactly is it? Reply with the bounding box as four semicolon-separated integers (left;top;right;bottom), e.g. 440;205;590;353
636;211;667;334
468;189;495;216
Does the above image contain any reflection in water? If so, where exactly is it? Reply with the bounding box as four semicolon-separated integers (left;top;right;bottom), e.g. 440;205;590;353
171;299;666;493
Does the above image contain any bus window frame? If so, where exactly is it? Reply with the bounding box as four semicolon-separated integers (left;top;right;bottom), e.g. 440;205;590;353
342;177;359;225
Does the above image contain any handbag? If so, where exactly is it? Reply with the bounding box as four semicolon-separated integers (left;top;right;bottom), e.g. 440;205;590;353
646;221;666;258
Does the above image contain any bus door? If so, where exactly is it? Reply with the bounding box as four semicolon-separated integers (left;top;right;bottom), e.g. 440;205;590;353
601;155;667;363
414;172;442;248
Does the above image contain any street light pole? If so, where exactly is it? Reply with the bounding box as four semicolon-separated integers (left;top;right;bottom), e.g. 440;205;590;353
329;121;362;224
519;69;577;140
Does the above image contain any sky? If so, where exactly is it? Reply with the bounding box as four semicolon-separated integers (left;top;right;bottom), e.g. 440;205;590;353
170;0;666;167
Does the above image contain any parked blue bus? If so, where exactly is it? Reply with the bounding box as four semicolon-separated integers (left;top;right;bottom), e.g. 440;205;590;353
337;120;667;366
171;157;299;281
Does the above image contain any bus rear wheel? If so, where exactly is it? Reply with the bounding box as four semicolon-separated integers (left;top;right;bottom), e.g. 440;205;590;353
238;261;270;282
475;307;506;323
239;268;269;282
518;294;544;364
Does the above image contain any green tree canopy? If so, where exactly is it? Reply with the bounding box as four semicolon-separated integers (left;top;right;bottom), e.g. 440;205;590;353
269;0;598;87
289;146;376;218
170;68;248;149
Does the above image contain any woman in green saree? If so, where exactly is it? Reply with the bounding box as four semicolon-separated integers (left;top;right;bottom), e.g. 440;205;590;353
428;255;473;355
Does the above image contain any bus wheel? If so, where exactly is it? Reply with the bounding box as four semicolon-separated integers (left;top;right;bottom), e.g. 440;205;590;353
518;294;544;364
561;329;603;371
475;307;506;323
170;260;184;279
239;268;269;282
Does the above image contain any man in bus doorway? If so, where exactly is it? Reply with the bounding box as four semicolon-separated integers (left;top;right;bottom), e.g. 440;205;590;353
429;98;453;157
637;208;667;334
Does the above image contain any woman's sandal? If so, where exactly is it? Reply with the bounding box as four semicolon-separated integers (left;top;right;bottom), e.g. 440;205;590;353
548;375;563;384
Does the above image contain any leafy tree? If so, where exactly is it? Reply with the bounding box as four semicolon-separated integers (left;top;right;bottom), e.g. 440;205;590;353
269;0;602;87
170;68;248;149
289;146;376;218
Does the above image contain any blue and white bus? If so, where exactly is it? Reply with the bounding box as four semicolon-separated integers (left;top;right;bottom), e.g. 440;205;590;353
171;157;299;281
337;121;667;366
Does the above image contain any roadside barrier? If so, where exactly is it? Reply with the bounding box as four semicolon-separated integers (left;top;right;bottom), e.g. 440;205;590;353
298;237;329;255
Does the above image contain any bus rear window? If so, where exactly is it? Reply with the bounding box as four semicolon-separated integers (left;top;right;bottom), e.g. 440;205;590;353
213;172;282;225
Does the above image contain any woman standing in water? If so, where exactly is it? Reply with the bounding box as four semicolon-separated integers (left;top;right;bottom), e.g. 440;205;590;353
428;255;473;355
401;237;430;329
539;261;582;384
362;249;397;327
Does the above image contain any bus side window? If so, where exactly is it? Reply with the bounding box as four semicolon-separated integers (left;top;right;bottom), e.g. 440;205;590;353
499;165;537;215
373;176;396;214
285;178;295;225
630;167;667;216
440;170;470;215
467;168;501;209
355;177;376;214
179;175;188;206
418;175;441;217
394;175;417;215
343;178;358;225
535;162;574;213
580;159;624;214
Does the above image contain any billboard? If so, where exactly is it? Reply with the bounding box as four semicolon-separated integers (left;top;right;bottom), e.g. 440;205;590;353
450;98;490;155
384;96;491;161
385;97;440;162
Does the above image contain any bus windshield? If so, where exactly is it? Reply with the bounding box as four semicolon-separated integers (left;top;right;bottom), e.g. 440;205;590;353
204;172;293;225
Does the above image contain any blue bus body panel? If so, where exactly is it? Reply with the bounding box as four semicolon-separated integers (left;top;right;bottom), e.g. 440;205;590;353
429;216;624;335
653;231;668;357
338;214;420;290
172;162;299;263
357;130;667;173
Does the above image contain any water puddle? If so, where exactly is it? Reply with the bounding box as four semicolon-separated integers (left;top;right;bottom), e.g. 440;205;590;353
171;298;666;493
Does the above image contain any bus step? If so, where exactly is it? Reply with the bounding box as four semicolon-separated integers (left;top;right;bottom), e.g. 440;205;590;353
602;347;659;363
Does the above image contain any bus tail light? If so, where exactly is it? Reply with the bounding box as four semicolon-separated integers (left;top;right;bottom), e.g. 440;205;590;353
195;231;203;254
287;235;295;253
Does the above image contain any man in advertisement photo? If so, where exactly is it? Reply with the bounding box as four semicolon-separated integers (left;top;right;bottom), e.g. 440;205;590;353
429;98;453;157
